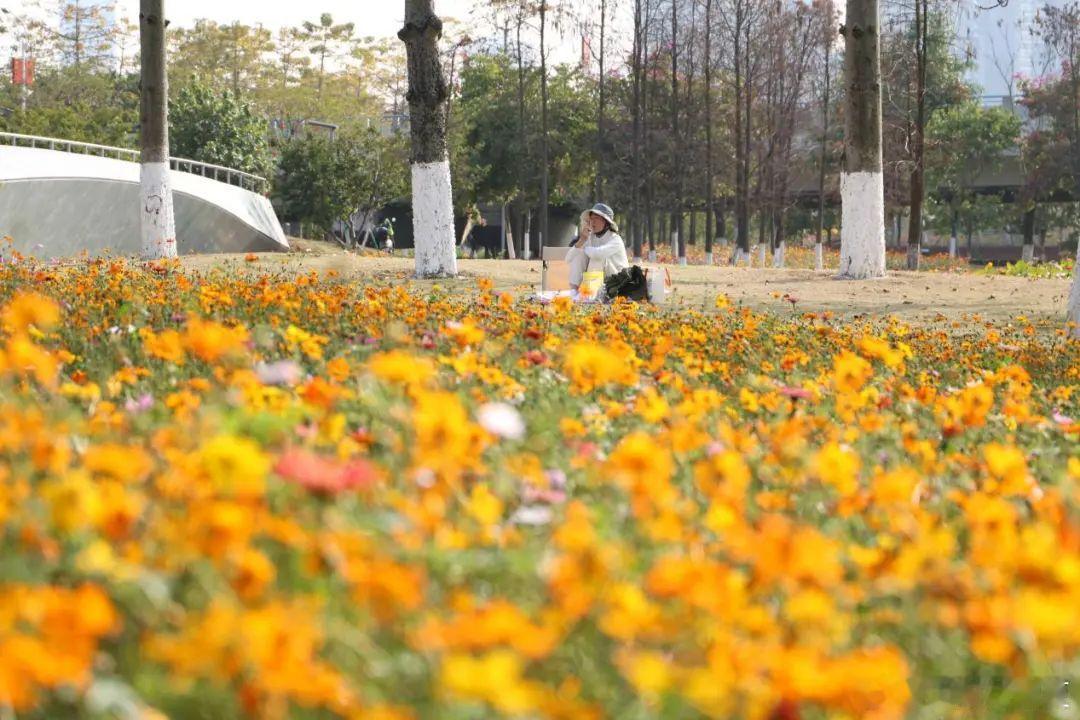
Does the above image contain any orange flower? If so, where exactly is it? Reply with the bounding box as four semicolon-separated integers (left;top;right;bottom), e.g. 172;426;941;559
181;318;249;363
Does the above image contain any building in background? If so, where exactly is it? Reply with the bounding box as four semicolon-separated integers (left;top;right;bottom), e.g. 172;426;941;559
959;0;1063;101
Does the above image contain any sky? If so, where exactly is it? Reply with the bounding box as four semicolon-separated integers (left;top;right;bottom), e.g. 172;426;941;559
110;0;482;38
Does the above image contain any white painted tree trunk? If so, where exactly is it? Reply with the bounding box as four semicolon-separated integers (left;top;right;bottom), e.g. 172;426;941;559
773;241;785;268
1022;244;1034;263
140;162;177;259
1068;241;1080;338
670;231;678;257
815;242;824;271
411;160;457;277
838;171;886;279
755;243;767;267
732;247;750;266
948;236;957;258
704;251;714;266
648;250;657;262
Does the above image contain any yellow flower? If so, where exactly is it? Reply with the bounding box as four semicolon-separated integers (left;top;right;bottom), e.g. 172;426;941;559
142;329;185;364
599;583;661;641
983;443;1033;497
812;442;861;497
858;335;905;369
198;435;270;499
466;483;504;526
41;471;102;533
285;324;327;360
618;650;675;700
440;651;540;714
564;341;636;394
368;350;435;387
832;350;873;394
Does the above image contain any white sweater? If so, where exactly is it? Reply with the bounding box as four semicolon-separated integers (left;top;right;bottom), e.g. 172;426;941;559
580;230;630;277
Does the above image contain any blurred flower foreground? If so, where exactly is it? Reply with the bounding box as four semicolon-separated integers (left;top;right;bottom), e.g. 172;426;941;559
0;257;1078;720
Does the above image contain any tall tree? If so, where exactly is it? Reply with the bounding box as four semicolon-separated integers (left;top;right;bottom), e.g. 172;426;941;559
671;0;685;264
538;0;550;255
399;0;457;277
139;0;176;259
302;13;355;104
815;0;836;271
594;0;608;202
703;0;716;265
905;0;929;269
839;0;886;278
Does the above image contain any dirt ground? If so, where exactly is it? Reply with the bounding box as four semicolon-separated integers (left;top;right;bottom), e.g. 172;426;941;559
181;240;1075;324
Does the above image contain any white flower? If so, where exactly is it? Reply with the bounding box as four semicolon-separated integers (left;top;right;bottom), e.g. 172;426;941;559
477;403;525;441
511;505;553;526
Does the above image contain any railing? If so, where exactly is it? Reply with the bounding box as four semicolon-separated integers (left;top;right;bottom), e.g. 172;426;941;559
0;132;269;194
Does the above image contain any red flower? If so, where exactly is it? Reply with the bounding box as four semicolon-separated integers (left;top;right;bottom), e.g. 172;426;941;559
525;350;549;366
275;449;378;496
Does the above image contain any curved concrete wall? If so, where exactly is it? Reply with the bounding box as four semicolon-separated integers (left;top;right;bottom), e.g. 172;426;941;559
0;145;288;258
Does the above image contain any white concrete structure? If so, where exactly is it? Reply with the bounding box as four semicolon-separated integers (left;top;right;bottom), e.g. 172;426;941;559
0;139;288;258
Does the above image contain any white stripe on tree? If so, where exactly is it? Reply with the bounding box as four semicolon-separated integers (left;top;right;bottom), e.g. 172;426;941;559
140;162;177;258
839;171;886;279
411;160;457;278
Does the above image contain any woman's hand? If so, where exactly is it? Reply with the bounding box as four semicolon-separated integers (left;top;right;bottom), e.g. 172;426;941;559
577;212;592;247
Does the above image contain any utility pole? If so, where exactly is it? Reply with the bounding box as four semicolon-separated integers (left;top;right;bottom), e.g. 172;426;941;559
838;0;886;278
139;0;177;259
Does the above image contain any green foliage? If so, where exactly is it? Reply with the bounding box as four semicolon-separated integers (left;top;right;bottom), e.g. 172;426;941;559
456;54;597;207
0;102;137;147
979;259;1076;279
169;82;274;179
273;129;408;235
925;102;1021;237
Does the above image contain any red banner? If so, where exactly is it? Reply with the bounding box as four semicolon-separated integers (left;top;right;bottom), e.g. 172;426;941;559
11;58;35;87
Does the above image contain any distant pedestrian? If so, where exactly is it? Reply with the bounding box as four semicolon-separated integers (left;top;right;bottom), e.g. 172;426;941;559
380;218;396;255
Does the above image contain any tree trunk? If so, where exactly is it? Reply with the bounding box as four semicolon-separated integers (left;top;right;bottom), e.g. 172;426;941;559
733;1;750;263
514;13;528;260
816;8;831;271
671;1;685;265
595;0;607;201
1069;240;1080;338
539;1;550;252
631;0;644;260
1021;205;1036;263
400;0;457;277
139;0;177;260
839;0;885;278
906;0;927;271
704;0;715;265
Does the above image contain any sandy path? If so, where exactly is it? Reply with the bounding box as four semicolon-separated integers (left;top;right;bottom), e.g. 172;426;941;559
181;241;1073;324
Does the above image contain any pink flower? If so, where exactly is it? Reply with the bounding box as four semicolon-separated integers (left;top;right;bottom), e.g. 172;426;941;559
256;360;303;386
275;448;378;496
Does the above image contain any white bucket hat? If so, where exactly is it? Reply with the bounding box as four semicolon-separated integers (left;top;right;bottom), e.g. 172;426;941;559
587;203;619;233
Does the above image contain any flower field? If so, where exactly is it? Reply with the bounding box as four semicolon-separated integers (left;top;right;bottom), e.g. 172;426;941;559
0;256;1078;720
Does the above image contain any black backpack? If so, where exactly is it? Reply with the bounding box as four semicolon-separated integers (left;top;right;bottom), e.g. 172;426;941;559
604;265;648;302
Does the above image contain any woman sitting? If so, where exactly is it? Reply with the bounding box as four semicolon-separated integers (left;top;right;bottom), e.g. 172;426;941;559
566;203;630;294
